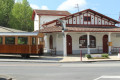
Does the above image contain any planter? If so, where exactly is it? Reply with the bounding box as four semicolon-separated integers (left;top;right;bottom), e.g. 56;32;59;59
86;54;109;59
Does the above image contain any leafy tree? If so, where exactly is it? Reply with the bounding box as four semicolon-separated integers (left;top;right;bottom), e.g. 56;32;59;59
9;0;33;31
0;0;14;27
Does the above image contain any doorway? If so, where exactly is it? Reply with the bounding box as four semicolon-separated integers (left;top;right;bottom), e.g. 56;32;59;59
103;35;108;53
67;35;72;55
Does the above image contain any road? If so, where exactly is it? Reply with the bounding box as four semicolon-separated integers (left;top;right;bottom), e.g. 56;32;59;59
0;61;120;80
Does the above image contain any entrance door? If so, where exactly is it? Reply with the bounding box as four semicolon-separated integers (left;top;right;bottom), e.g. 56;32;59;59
49;35;53;49
67;35;72;55
103;35;108;53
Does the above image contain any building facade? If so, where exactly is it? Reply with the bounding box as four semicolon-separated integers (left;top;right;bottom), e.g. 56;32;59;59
34;9;120;56
32;10;70;31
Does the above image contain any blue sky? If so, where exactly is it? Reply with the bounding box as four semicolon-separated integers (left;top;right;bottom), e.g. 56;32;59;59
27;0;120;20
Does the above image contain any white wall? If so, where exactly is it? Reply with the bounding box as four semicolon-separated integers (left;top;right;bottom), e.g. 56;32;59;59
68;33;104;54
34;14;66;31
63;12;115;26
34;15;39;31
47;32;120;55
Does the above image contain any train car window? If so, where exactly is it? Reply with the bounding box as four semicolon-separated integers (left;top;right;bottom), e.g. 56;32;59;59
0;37;2;44
39;37;43;42
32;37;36;45
18;37;28;45
5;37;15;44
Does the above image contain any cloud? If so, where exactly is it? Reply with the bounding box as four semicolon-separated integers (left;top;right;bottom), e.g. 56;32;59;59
30;4;40;9
41;5;49;10
57;0;87;11
30;4;49;10
92;7;97;10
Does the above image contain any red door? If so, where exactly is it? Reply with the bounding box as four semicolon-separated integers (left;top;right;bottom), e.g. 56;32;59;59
67;35;72;55
49;35;53;49
103;35;108;53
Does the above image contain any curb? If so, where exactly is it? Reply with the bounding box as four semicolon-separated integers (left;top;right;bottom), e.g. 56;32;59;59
0;59;120;63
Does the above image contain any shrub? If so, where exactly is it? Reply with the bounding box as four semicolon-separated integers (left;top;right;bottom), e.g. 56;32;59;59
85;54;92;58
101;54;109;58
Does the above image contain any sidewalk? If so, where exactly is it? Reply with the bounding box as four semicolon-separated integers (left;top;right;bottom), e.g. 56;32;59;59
60;55;120;62
0;54;120;63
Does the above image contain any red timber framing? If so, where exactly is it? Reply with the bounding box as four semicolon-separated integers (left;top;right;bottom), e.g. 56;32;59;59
43;9;119;27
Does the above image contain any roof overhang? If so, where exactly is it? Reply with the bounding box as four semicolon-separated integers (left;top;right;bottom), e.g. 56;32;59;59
39;26;120;33
0;32;39;36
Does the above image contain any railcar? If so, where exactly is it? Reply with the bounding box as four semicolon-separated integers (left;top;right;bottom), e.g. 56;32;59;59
0;32;44;58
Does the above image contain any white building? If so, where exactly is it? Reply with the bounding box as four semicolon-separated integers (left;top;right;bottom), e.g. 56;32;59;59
34;9;120;56
32;9;71;31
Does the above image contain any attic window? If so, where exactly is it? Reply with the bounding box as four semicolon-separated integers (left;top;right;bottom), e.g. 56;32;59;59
84;16;91;21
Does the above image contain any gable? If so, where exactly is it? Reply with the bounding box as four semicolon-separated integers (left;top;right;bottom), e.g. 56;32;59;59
55;9;119;27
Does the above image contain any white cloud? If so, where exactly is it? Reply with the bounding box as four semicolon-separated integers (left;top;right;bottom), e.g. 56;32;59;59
92;7;97;10
41;5;49;10
57;0;87;11
30;4;40;9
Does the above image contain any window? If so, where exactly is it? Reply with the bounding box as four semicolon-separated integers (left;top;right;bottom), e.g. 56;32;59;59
5;37;15;44
84;17;88;21
79;35;96;48
0;37;2;44
79;35;87;48
32;37;36;45
84;16;91;21
18;37;28;45
39;37;43;42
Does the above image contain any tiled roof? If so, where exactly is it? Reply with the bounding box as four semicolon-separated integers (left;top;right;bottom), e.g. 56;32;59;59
34;10;71;16
38;26;120;33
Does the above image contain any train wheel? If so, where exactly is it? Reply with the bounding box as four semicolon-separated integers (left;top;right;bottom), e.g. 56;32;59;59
21;54;30;58
26;54;30;58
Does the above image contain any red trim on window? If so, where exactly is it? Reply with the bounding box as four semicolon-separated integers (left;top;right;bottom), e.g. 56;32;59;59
87;13;88;25
72;16;73;24
90;13;91;24
76;16;77;24
79;14;81;24
96;16;98;25
94;14;95;25
83;13;84;25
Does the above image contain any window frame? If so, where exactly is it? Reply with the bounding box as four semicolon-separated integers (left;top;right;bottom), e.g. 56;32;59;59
5;37;15;45
0;37;3;45
84;16;91;22
79;35;96;48
18;37;28;45
32;37;36;45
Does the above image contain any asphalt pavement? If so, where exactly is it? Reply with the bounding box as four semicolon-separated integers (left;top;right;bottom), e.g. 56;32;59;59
0;54;120;63
0;61;120;80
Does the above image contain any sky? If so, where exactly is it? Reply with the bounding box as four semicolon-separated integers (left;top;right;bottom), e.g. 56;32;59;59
17;0;120;21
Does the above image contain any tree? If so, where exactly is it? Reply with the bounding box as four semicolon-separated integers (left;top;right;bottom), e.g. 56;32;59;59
9;0;33;31
0;0;14;27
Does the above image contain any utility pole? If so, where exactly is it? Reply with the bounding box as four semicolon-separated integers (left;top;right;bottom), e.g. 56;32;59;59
75;4;79;12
